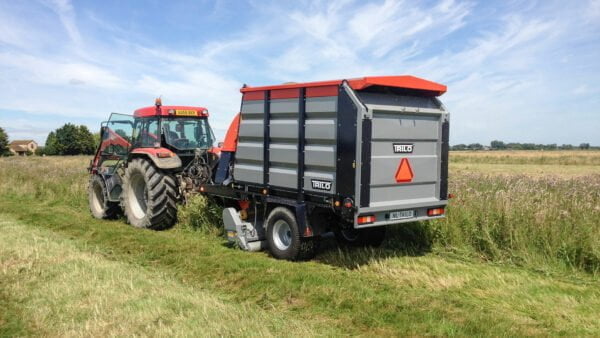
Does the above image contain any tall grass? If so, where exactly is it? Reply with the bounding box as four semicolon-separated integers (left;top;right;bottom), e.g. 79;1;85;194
433;173;600;273
0;155;598;274
451;150;600;165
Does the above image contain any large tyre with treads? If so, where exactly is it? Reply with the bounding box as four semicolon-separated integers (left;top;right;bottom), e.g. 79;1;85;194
122;158;178;230
88;174;120;219
265;207;318;261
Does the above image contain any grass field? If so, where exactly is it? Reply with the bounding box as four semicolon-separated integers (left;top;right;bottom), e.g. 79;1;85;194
1;152;599;336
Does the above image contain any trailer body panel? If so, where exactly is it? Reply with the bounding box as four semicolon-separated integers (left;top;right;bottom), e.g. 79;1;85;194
232;76;449;229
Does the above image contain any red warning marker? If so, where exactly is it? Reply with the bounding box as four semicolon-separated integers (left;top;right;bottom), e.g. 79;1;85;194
395;158;414;183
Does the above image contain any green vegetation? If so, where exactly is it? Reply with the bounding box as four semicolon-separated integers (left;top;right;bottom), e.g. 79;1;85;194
1;153;599;335
43;123;96;155
452;141;596;151
0;126;9;156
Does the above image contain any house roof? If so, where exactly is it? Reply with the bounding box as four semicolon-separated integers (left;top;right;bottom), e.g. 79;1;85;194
10;144;28;152
9;140;37;146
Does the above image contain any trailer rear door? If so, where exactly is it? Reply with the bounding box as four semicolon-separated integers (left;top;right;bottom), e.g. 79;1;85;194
355;90;449;218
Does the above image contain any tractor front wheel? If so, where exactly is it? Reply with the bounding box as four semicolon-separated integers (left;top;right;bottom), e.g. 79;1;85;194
88;175;120;219
122;158;178;230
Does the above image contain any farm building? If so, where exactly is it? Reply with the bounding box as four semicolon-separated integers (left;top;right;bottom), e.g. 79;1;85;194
9;140;38;156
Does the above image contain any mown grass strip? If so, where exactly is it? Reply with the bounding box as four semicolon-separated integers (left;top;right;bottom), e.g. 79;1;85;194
2;198;599;336
0;217;329;337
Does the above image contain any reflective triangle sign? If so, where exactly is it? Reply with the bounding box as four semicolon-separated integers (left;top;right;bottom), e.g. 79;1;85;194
395;158;414;183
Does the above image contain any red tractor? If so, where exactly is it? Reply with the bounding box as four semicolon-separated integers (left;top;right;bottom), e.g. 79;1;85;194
88;99;218;229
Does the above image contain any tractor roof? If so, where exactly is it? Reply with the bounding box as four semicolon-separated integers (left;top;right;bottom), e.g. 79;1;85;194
134;105;209;118
240;75;446;98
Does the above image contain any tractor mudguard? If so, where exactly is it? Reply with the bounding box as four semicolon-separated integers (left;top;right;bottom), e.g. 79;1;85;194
130;148;182;169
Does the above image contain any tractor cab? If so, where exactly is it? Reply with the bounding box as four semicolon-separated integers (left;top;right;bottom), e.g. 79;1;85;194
132;101;215;157
92;99;217;176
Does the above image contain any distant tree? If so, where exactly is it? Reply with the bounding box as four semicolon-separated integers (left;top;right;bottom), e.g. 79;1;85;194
93;132;101;148
451;144;467;150
579;143;590;150
521;143;536;150
490;140;506;150
468;143;483;150
35;146;46;156
45;131;59;155
0;126;9;156
44;124;97;155
77;125;97;155
560;144;573;150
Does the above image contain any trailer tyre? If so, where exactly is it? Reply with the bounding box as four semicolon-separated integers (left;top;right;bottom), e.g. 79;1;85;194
266;207;317;261
88;175;120;219
334;226;386;248
122;158;178;230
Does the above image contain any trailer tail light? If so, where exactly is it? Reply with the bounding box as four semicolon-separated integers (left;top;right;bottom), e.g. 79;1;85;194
427;208;445;217
357;215;376;225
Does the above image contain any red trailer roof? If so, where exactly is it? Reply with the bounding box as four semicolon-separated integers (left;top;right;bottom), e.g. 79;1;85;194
134;105;209;118
240;75;446;97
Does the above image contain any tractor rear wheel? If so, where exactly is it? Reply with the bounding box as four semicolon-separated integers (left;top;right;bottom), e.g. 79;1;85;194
122;158;178;230
88;175;120;219
334;226;386;248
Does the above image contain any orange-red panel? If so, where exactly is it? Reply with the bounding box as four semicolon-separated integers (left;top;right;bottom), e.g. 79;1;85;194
222;113;241;152
306;85;339;98
349;76;446;96
240;75;446;97
242;91;265;101
271;88;300;99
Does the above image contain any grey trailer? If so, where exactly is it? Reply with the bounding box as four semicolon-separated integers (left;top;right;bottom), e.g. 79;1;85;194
205;75;450;260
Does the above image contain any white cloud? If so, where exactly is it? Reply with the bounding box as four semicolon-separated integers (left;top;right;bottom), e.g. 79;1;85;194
0;52;123;88
0;0;598;145
41;0;82;45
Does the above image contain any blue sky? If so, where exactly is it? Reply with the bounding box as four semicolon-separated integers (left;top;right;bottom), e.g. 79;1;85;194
0;0;599;145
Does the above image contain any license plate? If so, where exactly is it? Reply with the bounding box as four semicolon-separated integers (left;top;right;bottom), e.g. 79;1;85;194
175;109;197;116
389;210;415;220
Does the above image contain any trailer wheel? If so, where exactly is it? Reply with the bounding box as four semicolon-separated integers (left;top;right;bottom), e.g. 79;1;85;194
122;158;178;230
334;226;386;248
266;207;317;261
88;175;120;219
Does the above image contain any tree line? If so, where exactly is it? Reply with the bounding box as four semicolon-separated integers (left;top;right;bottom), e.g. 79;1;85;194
451;141;594;151
41;124;97;155
1;125;598;157
0;124;98;156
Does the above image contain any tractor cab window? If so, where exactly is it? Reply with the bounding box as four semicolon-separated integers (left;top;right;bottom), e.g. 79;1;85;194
162;117;215;150
133;118;160;148
98;113;134;173
101;113;134;157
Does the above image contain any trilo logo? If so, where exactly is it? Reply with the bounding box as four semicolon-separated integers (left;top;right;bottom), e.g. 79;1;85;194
393;143;414;153
311;179;332;191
